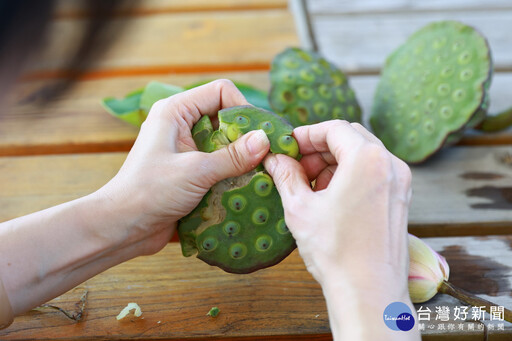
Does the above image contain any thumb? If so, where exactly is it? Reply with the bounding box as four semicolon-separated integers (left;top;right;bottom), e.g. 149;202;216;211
263;153;311;202
204;129;270;184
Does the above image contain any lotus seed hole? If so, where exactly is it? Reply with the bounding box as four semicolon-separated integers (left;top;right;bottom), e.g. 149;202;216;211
201;237;218;252
260;121;274;133
311;63;324;75
283;91;294;102
314;102;328;117
336;88;345;102
452;89;466;102
300;70;315;82
458;51;472;64
229;243;247;259
255;236;273;251
252;208;270;225
276;219;289;234
254;176;273;196
294;107;308;123
460;69;473;81
441;66;454;78
318;84;331;99
298;86;314;100
228;195;247;212
235;115;249;127
440;106;453;119
223;221;240;236
332;106;343;119
407;131;418;145
437;84;450;96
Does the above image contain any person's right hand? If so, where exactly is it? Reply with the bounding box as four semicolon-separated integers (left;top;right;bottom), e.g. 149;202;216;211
263;120;418;340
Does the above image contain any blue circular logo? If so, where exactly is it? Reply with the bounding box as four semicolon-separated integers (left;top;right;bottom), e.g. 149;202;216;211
383;302;415;331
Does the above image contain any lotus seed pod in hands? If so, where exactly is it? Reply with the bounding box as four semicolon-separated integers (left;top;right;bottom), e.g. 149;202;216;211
408;234;450;303
178;105;299;274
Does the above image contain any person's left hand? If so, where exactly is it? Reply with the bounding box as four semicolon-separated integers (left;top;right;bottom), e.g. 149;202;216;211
98;79;270;256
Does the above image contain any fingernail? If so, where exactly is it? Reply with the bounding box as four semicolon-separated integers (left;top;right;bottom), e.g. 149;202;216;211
246;129;269;155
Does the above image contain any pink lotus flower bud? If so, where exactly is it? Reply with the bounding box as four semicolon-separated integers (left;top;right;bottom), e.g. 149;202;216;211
408;234;450;303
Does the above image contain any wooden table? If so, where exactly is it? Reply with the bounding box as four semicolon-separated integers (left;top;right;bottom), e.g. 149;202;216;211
1;0;512;339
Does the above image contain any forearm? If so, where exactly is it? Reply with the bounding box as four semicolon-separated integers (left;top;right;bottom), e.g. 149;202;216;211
321;273;420;341
0;191;139;315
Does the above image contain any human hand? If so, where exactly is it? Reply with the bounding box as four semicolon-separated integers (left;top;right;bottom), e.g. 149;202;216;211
264;120;417;339
98;79;270;256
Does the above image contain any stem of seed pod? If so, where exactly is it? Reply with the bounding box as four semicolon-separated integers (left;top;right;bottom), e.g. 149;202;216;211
476;107;512;132
439;281;512;323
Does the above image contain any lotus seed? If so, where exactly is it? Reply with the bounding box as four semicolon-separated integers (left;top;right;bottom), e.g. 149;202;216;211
458;51;472;64
252;208;269;225
255;235;272;251
283;91;294;102
202;237;218;252
318;84;332;99
460;69;473;81
254;176;273;197
235;115;249;127
452;89;466;102
313;102;328;117
440;106;453;119
229;243;247;259
228;195;247;212
276;219;289;234
300;70;315;82
437;84;450;96
297;86;314;100
260;121;274;133
223;221;240;236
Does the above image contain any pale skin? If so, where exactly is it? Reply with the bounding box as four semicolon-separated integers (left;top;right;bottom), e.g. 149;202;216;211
0;80;420;339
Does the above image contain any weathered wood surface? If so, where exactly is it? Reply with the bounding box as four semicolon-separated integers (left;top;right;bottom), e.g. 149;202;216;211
28;10;297;76
0;236;510;340
308;0;512;14
55;0;288;17
306;2;512;73
2;147;512;237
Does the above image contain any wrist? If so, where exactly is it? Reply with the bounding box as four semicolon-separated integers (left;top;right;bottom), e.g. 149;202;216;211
320;269;417;340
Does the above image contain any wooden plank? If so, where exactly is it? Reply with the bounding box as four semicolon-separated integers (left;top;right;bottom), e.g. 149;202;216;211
309;10;512;73
408;145;512;236
308;0;512;14
417;236;512;339
55;0;288;17
0;245;331;340
1;71;270;156
2;146;512;236
26;10;298;76
1;236;510;339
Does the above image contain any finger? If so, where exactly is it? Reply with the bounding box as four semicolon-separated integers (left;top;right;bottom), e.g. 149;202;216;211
148;79;249;129
263;153;311;203
299;152;337;181
350;122;385;147
313;165;337;191
201;130;269;186
293;120;366;163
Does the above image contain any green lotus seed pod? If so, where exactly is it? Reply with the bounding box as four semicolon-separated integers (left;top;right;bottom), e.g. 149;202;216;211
370;21;492;163
178;105;299;274
269;47;362;127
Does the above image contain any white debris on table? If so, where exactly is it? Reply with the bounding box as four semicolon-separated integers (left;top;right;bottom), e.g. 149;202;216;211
116;303;143;320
